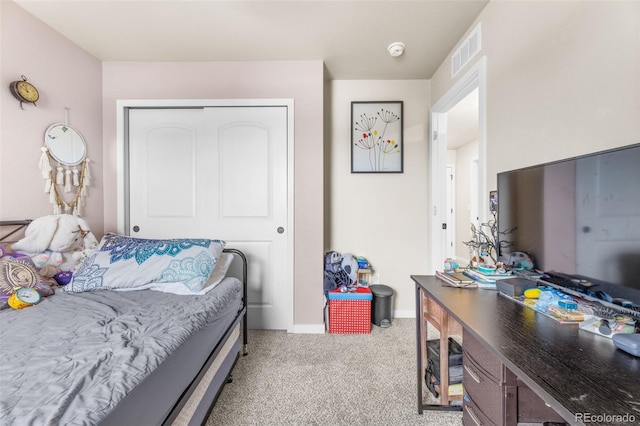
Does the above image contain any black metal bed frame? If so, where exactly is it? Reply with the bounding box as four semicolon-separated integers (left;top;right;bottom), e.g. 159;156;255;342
0;219;32;242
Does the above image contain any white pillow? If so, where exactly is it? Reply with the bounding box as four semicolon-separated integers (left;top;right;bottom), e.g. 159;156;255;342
131;252;235;295
202;252;234;289
65;233;225;293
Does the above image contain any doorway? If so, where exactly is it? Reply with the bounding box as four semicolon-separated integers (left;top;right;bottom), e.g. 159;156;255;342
430;57;487;273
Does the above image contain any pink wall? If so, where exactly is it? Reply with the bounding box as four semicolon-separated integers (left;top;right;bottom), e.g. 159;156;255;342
1;1;325;327
0;1;103;235
102;61;325;326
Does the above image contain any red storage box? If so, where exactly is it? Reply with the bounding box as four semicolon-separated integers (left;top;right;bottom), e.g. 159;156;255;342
328;287;372;334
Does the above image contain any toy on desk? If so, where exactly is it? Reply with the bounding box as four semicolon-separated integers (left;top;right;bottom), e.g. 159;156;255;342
504;251;534;270
477;264;495;274
443;258;458;271
524;288;541;299
547;305;585;322
558;299;578;310
534;289;585;321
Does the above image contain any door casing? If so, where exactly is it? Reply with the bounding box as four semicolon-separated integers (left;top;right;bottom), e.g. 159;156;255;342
116;98;295;332
430;57;487;273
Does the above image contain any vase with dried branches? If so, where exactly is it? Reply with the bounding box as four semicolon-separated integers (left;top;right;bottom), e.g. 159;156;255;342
463;210;515;267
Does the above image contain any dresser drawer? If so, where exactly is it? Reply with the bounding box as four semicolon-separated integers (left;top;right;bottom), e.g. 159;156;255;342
463;356;503;423
463;329;502;381
517;379;566;423
463;394;497;426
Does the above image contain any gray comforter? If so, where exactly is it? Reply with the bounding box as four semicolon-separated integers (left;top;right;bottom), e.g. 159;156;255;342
0;278;241;426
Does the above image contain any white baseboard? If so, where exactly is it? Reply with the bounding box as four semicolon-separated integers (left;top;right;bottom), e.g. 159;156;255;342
393;309;416;319
291;323;326;334
291;311;414;333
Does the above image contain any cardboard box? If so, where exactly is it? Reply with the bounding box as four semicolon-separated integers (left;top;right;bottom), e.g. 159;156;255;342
327;287;372;334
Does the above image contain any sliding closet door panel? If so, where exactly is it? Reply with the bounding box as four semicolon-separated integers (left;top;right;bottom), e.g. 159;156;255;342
127;106;289;330
219;125;269;218
204;106;288;330
146;127;195;217
128;108;206;237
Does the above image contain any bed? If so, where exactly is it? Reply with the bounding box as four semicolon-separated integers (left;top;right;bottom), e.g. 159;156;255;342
0;220;248;426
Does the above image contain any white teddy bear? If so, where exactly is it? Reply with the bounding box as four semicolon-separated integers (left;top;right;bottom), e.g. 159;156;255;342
11;214;98;276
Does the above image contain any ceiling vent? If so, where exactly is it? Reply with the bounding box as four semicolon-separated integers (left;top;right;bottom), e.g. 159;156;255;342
451;23;481;78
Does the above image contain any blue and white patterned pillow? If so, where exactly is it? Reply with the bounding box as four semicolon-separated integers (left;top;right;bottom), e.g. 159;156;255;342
65;233;225;294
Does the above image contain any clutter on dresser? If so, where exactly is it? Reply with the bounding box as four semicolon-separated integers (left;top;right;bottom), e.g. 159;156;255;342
495;278;640;336
435;270;477;288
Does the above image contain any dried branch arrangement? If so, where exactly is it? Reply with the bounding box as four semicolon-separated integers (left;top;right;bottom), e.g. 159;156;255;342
463;210;515;265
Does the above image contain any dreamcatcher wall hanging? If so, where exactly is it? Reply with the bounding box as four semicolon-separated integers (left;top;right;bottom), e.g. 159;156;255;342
39;110;91;215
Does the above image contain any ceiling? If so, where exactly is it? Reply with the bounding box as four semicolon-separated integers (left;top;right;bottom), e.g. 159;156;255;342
15;0;489;80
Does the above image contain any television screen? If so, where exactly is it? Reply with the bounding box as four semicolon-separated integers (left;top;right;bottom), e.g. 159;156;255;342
497;143;640;304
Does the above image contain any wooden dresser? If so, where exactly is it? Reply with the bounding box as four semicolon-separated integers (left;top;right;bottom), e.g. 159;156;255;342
413;275;640;426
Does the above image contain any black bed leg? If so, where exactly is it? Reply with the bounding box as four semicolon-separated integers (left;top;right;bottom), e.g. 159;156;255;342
243;318;248;356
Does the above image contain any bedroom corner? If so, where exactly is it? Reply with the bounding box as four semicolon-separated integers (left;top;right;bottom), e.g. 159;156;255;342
0;1;104;239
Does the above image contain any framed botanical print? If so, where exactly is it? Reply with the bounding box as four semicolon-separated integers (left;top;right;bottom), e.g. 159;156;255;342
351;101;403;173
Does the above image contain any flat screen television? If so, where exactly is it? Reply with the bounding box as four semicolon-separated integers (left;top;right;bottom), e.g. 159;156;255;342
497;143;640;308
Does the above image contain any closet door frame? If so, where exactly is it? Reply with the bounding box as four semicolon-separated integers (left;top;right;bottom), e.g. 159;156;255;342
116;98;295;332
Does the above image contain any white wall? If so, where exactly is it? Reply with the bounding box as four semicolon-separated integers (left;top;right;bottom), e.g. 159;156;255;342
328;80;430;317
0;1;103;235
431;1;640;194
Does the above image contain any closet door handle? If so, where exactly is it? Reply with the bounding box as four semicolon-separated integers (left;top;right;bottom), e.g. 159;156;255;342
464;364;481;384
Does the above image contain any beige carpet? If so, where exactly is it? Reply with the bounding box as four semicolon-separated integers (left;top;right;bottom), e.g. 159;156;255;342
206;319;462;425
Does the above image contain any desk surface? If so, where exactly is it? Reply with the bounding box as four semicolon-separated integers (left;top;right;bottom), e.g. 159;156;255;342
412;275;640;425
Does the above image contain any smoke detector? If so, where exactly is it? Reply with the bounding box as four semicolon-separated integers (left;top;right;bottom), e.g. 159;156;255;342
387;42;405;57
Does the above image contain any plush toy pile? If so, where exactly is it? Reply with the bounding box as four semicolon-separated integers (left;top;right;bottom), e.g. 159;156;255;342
323;251;359;294
0;214;98;308
10;214;98;276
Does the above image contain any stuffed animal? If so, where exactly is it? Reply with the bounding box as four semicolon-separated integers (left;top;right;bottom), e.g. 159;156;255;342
504;251;535;270
11;214;98;276
323;251;359;294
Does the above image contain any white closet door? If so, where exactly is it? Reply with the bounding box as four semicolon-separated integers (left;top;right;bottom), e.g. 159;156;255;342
128;106;289;330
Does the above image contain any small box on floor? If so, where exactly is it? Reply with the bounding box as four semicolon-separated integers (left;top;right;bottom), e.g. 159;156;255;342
328;287;372;334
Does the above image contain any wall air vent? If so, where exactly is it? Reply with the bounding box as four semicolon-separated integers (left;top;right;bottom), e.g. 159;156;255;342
451;23;481;78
